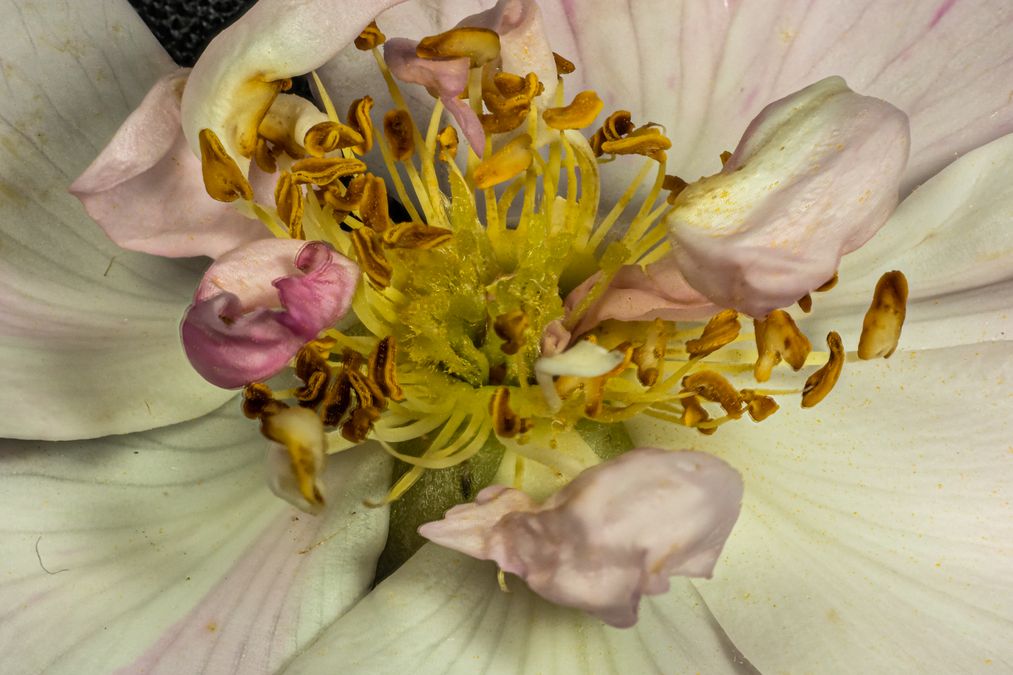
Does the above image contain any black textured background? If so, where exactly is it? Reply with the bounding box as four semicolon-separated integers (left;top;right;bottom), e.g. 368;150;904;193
128;0;257;65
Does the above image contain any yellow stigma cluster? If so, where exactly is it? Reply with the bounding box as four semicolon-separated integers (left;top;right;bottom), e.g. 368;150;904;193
198;21;908;509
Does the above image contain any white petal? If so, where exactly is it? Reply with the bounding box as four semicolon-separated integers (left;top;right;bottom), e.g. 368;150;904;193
285;544;756;674
0;402;391;674
630;342;1013;672
535;0;1013;194
0;0;232;439
804;132;1013;350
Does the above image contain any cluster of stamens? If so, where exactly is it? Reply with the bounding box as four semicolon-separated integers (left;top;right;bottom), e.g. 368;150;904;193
195;19;909;508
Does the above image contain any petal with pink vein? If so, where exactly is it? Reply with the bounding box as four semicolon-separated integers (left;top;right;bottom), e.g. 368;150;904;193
181;239;358;388
420;447;743;628
69;69;269;259
667;76;909;318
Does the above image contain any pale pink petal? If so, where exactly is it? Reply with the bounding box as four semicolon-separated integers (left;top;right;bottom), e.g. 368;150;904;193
420;448;743;628
565;261;719;337
667;77;909;318
181;240;359;388
181;0;410;165
384;37;486;151
536;0;1013;197
69;70;269;259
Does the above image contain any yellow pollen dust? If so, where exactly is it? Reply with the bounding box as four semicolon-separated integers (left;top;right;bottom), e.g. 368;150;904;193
208;18;909;506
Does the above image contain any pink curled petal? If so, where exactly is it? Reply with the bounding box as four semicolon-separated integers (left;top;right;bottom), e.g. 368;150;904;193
539;319;572;357
183;240;359;387
195;238;307;307
182;0;409;162
565;261;718;337
274;241;360;339
441;95;487;154
420;448;744;628
69;70;268;258
181;293;308;388
384;38;470;98
668;76;910;318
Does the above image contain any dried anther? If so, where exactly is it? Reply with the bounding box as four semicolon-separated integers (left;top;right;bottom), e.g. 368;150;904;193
682;370;744;417
383;109;416;161
354;20;386;50
347;97;375;154
600;125;671;162
382;221;453;249
542;91;604;130
754;310;812;382
663;174;689;204
631;319;668;387
304;121;365;157
198;128;253;202
290;157;367;185
858;271;908;360
681;395;716;435
359;175;394;233
740;390;779;421
242;382;283;419
493;309;530;355
552;51;575;75
437;126;459;161
797;294;813;313
490;387;533;438
473;134;534;188
274;172;305;238
685;310;740;359
369;336;405;401
815;273;839;293
417;27;501;67
351;228;393;287
802;332;845;408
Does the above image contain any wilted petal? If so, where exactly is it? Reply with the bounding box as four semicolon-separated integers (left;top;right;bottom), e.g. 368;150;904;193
181;240;359;388
70;70;269;259
420;448;743;627
668;77;909;317
181;0;408;164
566;260;719;336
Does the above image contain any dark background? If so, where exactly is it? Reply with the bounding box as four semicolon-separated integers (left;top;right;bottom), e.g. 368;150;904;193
128;0;256;65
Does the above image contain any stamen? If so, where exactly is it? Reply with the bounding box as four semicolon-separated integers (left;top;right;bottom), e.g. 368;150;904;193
663;174;689;204
494;309;530;355
416;27;501;67
346;97;376;154
381;221;453;249
261;406;326;508
552;51;576;75
437;125;459;161
858;271;908;360
198;128;253;202
600;125;671;162
242;382;282;419
274;172;304;237
740;389;780;421
682;371;744;418
754;310;812;382
473;134;534;189
303;121;365;157
290;157;367;186
681;395;716;435
383;109;416;161
542;91;604;130
802;331;845;407
685;310;741;358
369;336;405;401
797;293;813;313
490;387;533;438
350;228;393;287
354;20;386;50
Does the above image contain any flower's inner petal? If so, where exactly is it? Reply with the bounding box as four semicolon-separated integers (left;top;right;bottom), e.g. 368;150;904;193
629;341;1013;672
0;0;233;440
284;544;757;674
0;403;391;674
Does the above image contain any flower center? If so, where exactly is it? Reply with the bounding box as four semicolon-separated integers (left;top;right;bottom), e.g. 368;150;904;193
197;21;907;513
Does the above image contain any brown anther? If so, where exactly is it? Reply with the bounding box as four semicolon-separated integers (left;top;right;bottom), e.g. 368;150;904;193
480;107;530;135
350;228;393;288
552;51;575;75
493;72;528;96
489;387;532;439
347;369;387;411
321;371;353;428
797;294;813;313
274;172;305;239
437;125;459;161
488;363;508;386
858;271;908;360
663;174;689;204
347;96;375;154
754;310;812;382
682;370;744;417
381;221;453;249
631;319;669;387
417;27;501;67
290;157;367;186
685;309;741;359
341;405;382;443
599;125;672;162
198;128;254;202
473;134;533;189
802;331;845;408
493;309;530;356
303;121;365;157
253;137;278;173
354;20;386;50
296;371;329;406
260;406;326;507
359;175;393;233
369;336;404;402
543;90;604;130
815;272;839;293
740;389;780;422
321;174;368;213
589;128;607;157
242;382;283;419
719;150;733;166
681;395;716;435
383;109;416;161
602;110;635;140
